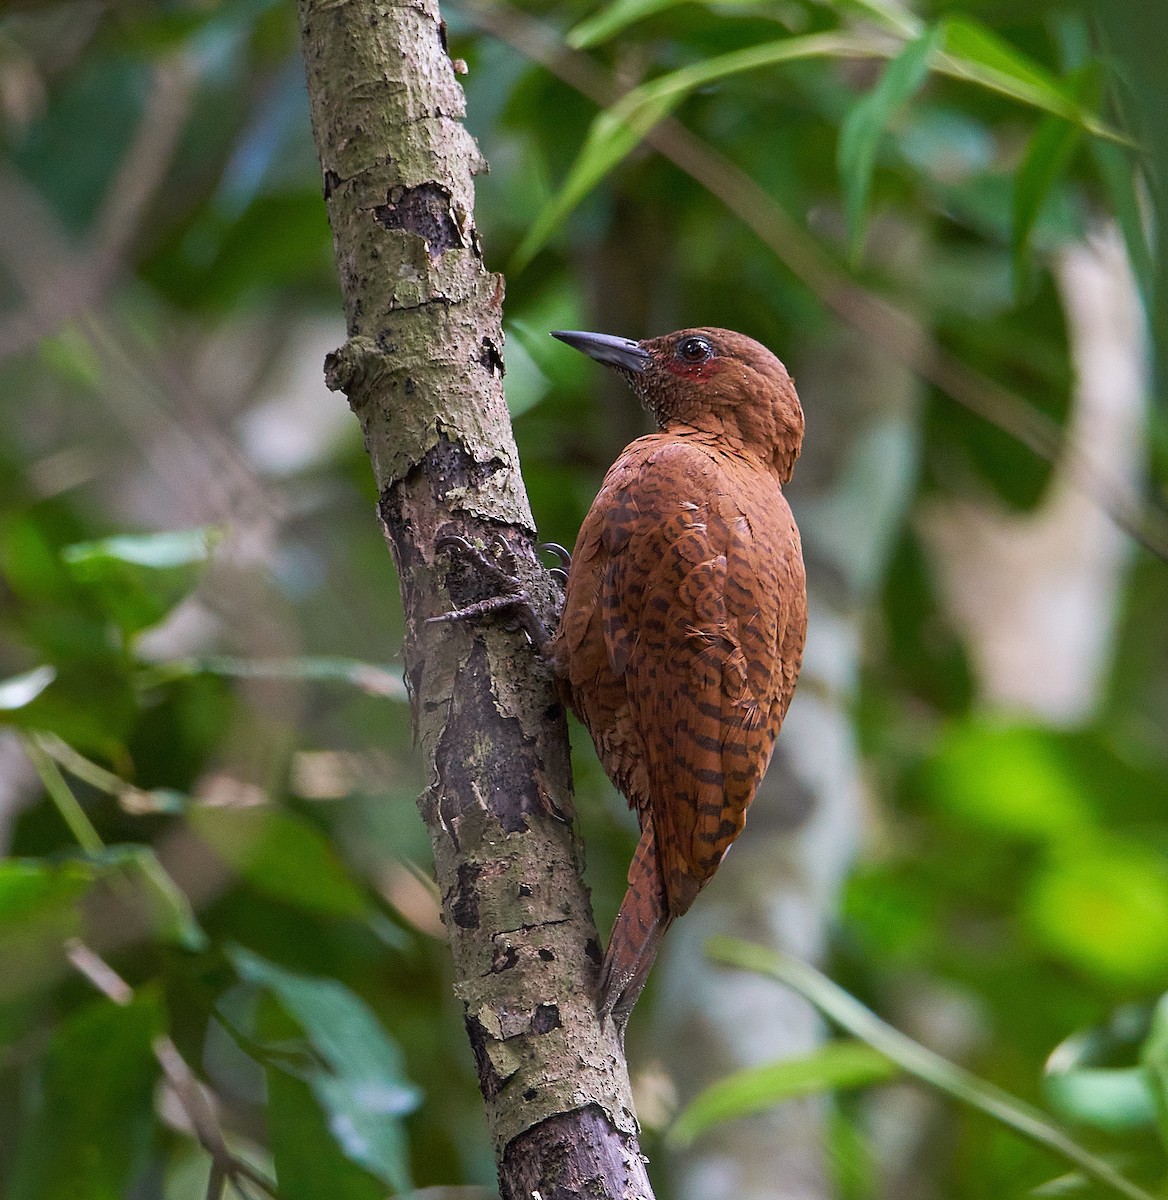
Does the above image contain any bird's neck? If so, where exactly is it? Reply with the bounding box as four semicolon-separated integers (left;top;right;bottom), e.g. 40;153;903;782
660;414;800;483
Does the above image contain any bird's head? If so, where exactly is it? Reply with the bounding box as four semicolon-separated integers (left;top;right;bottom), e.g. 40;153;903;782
551;327;804;481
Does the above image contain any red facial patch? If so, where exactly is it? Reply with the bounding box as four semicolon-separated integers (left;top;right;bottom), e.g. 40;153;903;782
663;356;727;381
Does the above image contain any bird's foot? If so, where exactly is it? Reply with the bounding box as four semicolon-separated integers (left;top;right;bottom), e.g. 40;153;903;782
429;532;554;652
537;542;572;588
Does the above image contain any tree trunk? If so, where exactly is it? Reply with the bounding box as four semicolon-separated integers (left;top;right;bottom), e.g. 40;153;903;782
296;1;653;1195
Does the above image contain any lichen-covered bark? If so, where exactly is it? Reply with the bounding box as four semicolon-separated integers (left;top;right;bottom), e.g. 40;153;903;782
297;0;651;1194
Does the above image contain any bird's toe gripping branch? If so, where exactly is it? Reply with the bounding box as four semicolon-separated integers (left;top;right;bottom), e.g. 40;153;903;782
428;532;556;652
537;541;572;588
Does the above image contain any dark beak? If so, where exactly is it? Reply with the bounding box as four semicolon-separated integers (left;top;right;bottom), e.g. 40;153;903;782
551;330;649;374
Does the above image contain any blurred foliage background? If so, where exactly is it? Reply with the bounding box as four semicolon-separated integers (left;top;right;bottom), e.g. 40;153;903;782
0;0;1165;1197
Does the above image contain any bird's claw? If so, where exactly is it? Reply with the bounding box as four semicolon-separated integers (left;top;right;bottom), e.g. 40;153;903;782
430;529;550;652
486;533;519;577
537;542;572;572
434;533;471;552
537;542;571;591
434;531;522;596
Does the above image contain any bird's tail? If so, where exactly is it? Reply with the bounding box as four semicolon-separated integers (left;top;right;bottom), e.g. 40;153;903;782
598;821;672;1028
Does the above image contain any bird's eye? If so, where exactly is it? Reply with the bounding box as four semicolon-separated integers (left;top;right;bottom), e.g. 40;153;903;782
677;336;713;363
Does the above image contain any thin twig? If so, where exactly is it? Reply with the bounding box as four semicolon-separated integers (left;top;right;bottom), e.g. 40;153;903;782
65;939;134;1003
88;55;196;282
0;52;195;360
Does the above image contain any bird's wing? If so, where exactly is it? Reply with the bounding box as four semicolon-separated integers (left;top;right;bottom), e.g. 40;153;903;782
600;442;796;917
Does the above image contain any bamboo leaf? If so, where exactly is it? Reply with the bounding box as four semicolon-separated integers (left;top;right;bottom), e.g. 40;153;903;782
1012;67;1098;294
568;0;771;50
515;21;1122;271
941;16;1059;96
1091;138;1154;311
513;31;870;270
838;23;943;259
939;17;1121;142
669;1040;896;1145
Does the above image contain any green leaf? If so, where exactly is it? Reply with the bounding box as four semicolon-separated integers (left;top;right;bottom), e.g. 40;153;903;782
0;846;205;1004
1012;115;1082;291
838;23;942;259
1044;1066;1158;1133
706;937;1158;1200
0;859;91;1003
62;527;221;637
939;17;1120;142
0;514;76;603
190;805;370;918
925;722;1093;843
515;21;1121;271
941;17;1057;94
1026;843;1168;987
567;0;772;49
230;947;420;1193
0;665;137;755
0;859;91;923
670;1040;896;1145
513;31;871;270
0;665;57;710
1091;138;1155;312
63;527;221;571
1047;1013;1162;1135
172;191;335;312
567;0;688;48
1012;67;1098;293
37;324;104;391
1140;994;1168;1152
501;322;552;418
7;993;162;1200
267;1069;386;1200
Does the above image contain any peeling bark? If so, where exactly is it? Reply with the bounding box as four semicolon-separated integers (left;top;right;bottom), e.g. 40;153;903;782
297;0;652;1194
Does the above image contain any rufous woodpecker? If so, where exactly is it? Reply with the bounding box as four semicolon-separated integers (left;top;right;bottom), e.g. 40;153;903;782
549;327;807;1026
